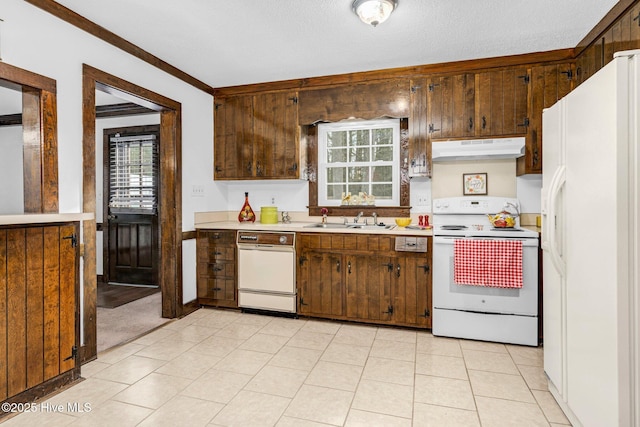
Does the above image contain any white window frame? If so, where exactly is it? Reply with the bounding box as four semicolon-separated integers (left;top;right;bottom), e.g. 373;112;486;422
318;118;400;207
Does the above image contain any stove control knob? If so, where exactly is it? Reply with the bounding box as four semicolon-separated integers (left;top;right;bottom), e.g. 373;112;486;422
279;236;288;244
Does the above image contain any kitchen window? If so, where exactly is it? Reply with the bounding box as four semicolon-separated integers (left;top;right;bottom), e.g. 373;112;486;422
318;119;400;206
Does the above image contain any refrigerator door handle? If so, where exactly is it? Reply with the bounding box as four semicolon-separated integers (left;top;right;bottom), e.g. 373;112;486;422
547;165;566;276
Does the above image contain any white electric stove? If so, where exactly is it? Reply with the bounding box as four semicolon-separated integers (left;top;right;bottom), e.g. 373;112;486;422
431;196;539;346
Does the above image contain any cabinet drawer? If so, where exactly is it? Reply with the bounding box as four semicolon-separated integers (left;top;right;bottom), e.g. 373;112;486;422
198;277;236;300
205;231;235;245
198;261;235;278
209;246;235;262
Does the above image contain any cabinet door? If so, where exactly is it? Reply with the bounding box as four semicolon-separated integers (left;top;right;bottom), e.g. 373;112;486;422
213;95;253;179
392;255;431;328
298;250;343;316
252;91;299;178
427;73;475;139
1;224;78;400
475;68;529;137
519;62;575;175
408;78;430;177
345;255;393;322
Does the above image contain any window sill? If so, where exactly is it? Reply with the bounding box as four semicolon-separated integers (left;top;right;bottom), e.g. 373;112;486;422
308;206;412;217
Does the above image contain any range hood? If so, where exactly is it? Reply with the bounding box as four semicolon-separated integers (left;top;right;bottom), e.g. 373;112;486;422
431;137;525;162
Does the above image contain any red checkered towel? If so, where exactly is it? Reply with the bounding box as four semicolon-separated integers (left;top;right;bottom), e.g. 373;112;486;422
453;239;523;288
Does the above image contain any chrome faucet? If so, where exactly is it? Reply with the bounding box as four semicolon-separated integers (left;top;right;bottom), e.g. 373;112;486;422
354;211;364;223
372;212;378;225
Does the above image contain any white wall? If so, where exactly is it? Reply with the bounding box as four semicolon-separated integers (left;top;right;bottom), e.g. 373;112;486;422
0;125;24;214
3;0;218;305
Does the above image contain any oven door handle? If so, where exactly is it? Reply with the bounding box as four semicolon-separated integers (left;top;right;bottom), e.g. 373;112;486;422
433;236;538;247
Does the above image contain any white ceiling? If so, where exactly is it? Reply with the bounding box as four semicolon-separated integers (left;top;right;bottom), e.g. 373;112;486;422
52;0;618;88
1;0;620;117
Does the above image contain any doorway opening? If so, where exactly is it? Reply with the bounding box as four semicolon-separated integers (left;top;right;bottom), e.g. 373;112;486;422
82;65;183;362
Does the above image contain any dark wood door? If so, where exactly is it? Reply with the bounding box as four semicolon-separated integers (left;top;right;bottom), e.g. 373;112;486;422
104;126;160;286
108;213;158;285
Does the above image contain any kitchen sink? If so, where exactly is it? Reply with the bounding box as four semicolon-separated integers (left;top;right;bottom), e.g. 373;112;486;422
303;223;394;230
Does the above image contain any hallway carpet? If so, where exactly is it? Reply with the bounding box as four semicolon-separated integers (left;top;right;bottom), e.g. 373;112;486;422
97;292;170;353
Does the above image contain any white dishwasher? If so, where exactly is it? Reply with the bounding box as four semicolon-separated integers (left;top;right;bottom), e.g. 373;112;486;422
236;231;296;313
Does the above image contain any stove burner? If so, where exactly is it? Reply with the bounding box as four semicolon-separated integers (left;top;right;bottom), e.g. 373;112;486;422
441;225;468;230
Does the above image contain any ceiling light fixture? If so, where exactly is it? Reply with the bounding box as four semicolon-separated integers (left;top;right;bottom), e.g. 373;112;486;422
352;0;397;27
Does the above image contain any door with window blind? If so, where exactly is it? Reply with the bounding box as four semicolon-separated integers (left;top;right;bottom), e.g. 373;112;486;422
104;126;160;286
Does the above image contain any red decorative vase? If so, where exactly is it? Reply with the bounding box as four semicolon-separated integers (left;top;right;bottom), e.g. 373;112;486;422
238;192;255;223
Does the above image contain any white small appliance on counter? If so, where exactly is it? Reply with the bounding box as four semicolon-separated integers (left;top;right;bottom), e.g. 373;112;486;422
431;196;539;346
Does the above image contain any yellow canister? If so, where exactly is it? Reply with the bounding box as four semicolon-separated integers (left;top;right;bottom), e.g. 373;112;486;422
260;206;278;224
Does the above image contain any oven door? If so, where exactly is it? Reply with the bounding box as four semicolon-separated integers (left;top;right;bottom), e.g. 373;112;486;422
432;236;538;316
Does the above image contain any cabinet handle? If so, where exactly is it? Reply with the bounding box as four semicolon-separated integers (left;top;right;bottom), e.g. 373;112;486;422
300;297;308;306
289;163;298;172
348;261;352;274
215;166;222;173
428;123;440;133
63;346;78;361
382;262;393;272
213;233;221;240
256;161;263;176
212;265;223;272
396;264;401;278
382;305;394;314
247;161;252;174
468;117;474;131
418;309;431;318
214;251;222;256
418;264;430;273
634;12;640;26
299;256;308;266
560;70;573;80
212;287;222;291
336;260;341;272
517;117;530;128
482;116;487;130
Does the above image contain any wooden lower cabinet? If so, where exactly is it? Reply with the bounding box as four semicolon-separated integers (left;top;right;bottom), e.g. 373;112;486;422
297;233;432;328
298;251;344;317
0;222;80;408
197;230;237;308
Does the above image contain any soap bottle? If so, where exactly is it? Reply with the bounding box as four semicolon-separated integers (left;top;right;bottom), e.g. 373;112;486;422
238;192;255;223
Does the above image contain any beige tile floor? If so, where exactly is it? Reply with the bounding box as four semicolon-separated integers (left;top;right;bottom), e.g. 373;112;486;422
2;308;572;426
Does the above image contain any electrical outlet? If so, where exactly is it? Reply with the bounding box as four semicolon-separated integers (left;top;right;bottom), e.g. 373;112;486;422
271;196;276;205
416;195;430;206
191;184;205;197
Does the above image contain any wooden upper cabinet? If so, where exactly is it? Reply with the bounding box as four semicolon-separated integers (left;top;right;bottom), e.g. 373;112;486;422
297;79;410;125
214;95;253;180
214;91;299;180
252;91;300;179
408;78;429;177
426;73;475;139
474;68;529;137
518;62;575;175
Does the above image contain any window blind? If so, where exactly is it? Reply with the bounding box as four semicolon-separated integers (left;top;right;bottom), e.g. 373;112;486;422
109;134;158;212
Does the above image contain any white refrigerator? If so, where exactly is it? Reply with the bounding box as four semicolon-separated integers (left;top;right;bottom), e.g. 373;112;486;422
541;50;640;427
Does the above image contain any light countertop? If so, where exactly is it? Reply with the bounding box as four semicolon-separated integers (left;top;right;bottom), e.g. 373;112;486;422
195;220;433;236
0;213;95;226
